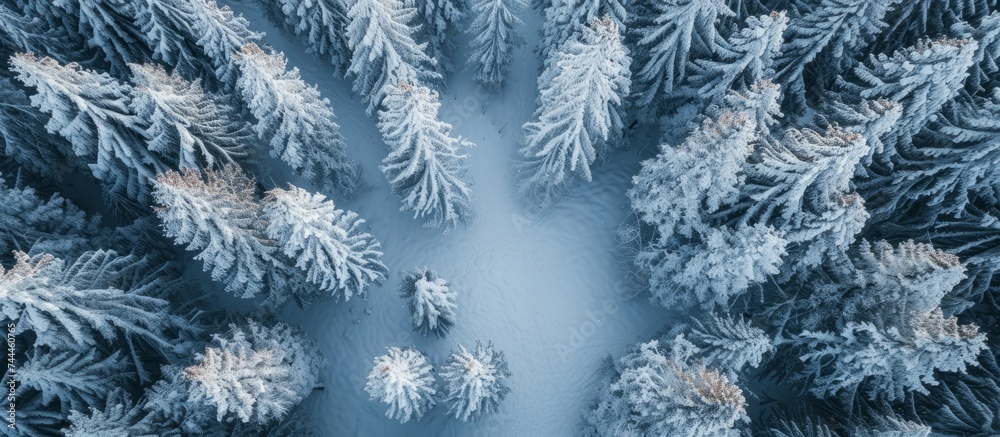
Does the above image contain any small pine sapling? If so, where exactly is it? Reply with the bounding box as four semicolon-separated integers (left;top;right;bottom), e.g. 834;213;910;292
439;342;511;422
365;346;437;423
398;267;457;337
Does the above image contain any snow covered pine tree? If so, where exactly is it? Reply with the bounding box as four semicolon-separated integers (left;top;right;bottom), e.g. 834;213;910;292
365;346;437;423
398;267;458;337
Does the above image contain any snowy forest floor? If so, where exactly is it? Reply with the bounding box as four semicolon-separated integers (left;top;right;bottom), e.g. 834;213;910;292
213;1;674;435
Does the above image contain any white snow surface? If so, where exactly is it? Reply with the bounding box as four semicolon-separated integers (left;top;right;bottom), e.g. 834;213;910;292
224;1;672;434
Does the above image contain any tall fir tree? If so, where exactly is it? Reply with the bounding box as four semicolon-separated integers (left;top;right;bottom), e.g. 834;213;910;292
378;82;473;232
47;0;151;77
684;11;786;105
398;267;457;337
0;76;77;178
233;43;361;196
152;166;282;301
843;38;977;168
188;0;263;88
277;0;352;73
519;17;630;206
408;0;463;73
345;0;439;114
465;0;525;90
775;0;899;107
184;320;324;425
539;0;626;62
365;346;437;423
586;338;748;436
133;0;220;85
630;0;732;117
439;342;511;422
263;185;388;303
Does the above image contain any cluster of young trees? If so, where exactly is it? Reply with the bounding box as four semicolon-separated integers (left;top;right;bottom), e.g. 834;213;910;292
398;267;458;337
366;342;511;423
362;265;510;424
589;0;1000;434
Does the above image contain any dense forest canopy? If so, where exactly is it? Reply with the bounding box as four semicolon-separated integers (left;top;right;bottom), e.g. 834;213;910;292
3;0;1000;435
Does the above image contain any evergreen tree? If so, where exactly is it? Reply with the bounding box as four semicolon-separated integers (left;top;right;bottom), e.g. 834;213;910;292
277;0;352;73
586;338;748;436
133;0;220;85
378;82;473;232
0;250;180;354
263;185;388;303
0;2;78;63
129;63;253;170
539;0;626;62
154;166;381;308
409;0;463;73
872;94;1000;221
876;0;994;52
188;0;263;88
629;86;789;309
365;346;437;423
63;390;150;437
233;44;361;196
142;364;224;435
844;240;967;323
465;0;525;90
0;176;102;259
797;310;986;401
670;313;774;378
18;348;128;413
152;166;280;300
0;76;77;179
439;342;511;421
630;106;758;241
775;0;899;106
10;53;167;205
184;320;324;425
630;0;732;116
735;127;870;268
637;223;786;310
519;17;630;206
345;0;439;114
684;12;787;104
819;98;902;171
398;267;458;337
842;38;977;166
48;0;151;76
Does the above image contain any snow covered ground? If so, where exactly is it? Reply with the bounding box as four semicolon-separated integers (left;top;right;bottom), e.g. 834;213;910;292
225;1;672;434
